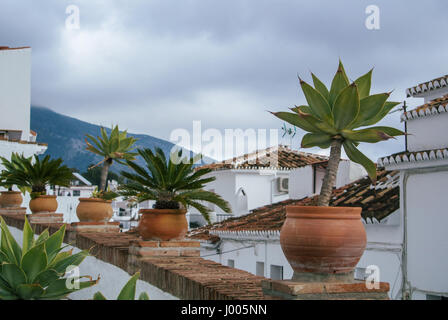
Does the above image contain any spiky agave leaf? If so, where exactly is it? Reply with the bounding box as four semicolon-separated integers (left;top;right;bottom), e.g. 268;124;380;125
271;60;405;181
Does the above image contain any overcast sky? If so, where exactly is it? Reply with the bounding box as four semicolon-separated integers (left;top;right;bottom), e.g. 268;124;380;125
1;0;447;161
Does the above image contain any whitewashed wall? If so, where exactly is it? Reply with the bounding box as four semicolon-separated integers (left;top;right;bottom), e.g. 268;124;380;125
1;224;178;300
405;170;448;299
407;113;448;152
0;48;31;141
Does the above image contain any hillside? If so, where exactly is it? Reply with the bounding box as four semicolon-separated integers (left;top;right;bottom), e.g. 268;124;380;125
30;106;183;173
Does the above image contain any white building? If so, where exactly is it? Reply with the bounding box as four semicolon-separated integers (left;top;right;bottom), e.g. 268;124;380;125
189;74;448;300
377;74;448;300
189;145;365;226
0;46;47;170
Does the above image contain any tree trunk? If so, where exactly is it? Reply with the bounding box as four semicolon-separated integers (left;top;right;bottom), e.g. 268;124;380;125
317;139;342;206
99;159;112;191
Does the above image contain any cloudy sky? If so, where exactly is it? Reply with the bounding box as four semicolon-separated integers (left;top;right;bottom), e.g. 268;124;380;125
1;0;447;161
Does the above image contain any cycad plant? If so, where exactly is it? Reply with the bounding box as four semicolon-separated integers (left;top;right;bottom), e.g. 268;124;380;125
0;217;97;300
0;153;73;198
271;61;404;206
119;148;231;223
85;125;138;192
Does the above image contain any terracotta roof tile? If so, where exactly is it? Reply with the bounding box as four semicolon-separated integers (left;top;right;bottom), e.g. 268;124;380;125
406;75;448;98
188;170;399;242
401;94;448;121
196;145;328;171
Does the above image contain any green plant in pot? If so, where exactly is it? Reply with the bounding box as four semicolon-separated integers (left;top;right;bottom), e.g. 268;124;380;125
76;186;119;222
119;147;231;241
0;216;98;300
0;155;24;209
78;125;137;222
0;153;73;214
271;61;405;280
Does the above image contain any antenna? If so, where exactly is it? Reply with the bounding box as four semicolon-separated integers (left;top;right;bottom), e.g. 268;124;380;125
403;101;408;152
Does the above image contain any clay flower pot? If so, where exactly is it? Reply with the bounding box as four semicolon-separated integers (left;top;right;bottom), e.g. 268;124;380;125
138;209;188;241
76;198;113;222
0;191;23;208
280;206;367;276
29;195;58;214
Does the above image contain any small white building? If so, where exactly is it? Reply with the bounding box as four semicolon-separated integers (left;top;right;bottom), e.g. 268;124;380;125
189;145;365;226
0;46;47;171
378;74;448;300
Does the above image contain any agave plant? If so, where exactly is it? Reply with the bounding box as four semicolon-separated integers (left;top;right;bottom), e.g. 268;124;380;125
0;153;73;198
93;272;149;300
271;61;405;206
85;125;138;192
0;217;98;300
119;148;231;223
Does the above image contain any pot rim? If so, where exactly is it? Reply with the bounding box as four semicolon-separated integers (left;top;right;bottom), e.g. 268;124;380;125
285;205;362;220
31;195;57;199
78;197;112;203
139;208;187;215
0;191;22;194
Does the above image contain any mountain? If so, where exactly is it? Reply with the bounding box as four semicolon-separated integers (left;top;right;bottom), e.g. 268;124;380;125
30;106;184;173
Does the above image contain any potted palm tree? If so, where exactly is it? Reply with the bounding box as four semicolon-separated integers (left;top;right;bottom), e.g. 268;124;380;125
0;153;73;214
0;154;23;208
77;125;138;222
271;61;405;280
119;147;231;241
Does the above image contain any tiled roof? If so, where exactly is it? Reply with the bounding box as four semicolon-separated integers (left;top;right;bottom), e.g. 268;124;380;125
197;145;328;171
406;75;448;98
188;170;400;242
401;94;448;121
378;148;448;167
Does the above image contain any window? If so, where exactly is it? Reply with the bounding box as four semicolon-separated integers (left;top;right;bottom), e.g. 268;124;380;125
270;265;283;280
227;259;235;268
73;190;81;197
256;262;265;277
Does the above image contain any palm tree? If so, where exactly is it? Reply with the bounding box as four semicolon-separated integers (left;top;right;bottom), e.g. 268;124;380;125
85;125;138;191
271;61;405;206
0;153;73;196
119;147;231;224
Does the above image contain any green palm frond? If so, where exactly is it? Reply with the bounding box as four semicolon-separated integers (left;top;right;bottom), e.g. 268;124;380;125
0;154;73;194
119;148;231;224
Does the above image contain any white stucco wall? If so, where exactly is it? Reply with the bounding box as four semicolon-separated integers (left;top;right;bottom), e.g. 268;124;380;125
0;140;47;173
1;224;178;300
0;48;31;141
407;113;448;152
405;169;448;299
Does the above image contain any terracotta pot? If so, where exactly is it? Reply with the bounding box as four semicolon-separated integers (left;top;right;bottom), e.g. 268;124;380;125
138;209;188;241
76;198;113;222
280;206;366;275
0;191;23;208
29;195;58;214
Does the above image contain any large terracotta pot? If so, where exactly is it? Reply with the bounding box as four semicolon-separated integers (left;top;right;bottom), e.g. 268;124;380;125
280;206;366;276
0;191;23;208
29;195;58;214
76;198;113;222
138;209;188;241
